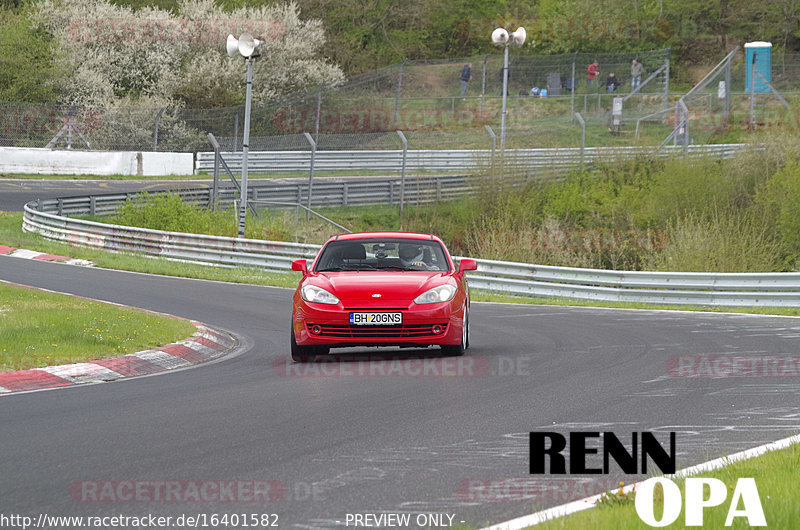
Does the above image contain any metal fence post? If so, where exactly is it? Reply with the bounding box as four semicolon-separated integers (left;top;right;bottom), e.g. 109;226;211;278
303;132;316;219
234;113;239;151
574;113;585;168
484;125;496;166
570;62;576;121
724;58;731;124
153;107;165;152
664;58;670;110
393;60;407;126
481;55;488;120
315;84;323;142
397;130;408;222
209;135;220;211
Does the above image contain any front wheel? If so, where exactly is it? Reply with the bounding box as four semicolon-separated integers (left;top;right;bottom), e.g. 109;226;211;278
291;326;317;363
441;309;468;357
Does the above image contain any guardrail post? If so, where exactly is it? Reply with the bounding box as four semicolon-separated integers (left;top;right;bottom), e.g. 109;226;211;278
57;198;63;216
397;130;408;223
343;182;349;206
303;132;317;220
89;196;96;216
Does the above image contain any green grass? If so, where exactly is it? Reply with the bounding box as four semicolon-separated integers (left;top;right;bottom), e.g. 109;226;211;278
533;443;800;529
0;211;298;288
470;291;800;317
0;281;197;372
6;210;800;320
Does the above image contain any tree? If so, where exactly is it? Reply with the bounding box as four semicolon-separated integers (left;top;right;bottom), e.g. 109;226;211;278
0;9;60;103
32;0;344;108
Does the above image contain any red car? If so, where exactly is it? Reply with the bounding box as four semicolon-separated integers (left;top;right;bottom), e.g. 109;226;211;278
290;232;477;362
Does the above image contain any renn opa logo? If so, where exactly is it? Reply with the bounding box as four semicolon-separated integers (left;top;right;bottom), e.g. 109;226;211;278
635;477;766;527
529;431;676;475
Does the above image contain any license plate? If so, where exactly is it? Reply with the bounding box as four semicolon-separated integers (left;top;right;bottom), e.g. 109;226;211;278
349;312;402;326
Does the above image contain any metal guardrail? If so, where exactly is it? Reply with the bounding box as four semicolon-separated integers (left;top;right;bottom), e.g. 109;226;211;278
23;197;800;307
195;144;752;174
33;175;471;217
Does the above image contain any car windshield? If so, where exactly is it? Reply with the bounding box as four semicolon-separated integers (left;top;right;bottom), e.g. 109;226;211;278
315;238;450;272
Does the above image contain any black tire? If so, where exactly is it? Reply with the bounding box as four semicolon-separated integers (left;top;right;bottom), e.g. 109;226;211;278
441;308;468;357
290;326;316;363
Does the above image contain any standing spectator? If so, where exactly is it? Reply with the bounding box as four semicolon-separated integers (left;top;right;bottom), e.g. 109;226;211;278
587;61;599;89
631;59;643;92
460;63;472;97
605;72;621;92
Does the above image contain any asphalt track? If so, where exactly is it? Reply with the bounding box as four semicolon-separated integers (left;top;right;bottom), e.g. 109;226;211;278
2;256;800;528
0;179;210;212
2;182;800;528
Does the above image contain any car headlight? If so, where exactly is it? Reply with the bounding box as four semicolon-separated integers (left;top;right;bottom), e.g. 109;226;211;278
414;284;457;304
301;285;340;305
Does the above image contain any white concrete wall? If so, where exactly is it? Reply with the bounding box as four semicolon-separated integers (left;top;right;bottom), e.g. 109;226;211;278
0;147;194;176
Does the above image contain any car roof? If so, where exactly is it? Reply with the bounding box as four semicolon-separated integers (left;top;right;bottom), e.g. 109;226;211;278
328;232;444;244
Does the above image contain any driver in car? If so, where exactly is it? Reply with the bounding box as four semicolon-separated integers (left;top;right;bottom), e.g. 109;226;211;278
399;244;434;270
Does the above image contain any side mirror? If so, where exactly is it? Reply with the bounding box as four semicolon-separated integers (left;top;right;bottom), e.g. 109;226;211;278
291;259;308;275
458;258;478;273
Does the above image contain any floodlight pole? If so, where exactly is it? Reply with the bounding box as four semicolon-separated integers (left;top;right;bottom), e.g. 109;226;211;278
238;56;253;239
500;45;510;152
493;27;524;153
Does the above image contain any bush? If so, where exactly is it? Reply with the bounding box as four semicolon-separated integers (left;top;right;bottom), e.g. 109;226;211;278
645;211;784;273
112;193;231;235
752;157;800;265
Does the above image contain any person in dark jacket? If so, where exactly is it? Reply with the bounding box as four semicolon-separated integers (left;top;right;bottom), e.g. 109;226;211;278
605;72;621;92
460;63;472;96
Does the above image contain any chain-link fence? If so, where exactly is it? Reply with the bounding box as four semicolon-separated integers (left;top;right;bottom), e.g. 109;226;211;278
4;48;800;153
631;50;800;147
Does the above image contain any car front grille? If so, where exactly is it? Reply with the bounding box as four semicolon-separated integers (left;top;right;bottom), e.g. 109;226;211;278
307;323;448;338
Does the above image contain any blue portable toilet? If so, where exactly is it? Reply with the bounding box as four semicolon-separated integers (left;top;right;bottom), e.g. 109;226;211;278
745;41;772;93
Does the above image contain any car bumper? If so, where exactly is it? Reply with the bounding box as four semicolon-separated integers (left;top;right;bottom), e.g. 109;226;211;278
293;299;464;348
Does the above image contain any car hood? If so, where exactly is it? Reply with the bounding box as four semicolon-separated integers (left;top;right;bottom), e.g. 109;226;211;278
310;271;451;300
